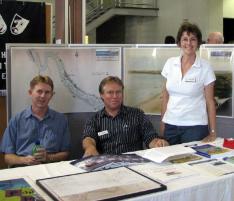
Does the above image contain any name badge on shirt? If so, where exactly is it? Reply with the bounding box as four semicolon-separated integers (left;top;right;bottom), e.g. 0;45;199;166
98;130;108;137
185;77;196;83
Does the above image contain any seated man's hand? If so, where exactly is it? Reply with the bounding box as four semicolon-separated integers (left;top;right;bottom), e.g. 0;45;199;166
83;137;99;157
22;155;41;165
83;146;99;158
149;138;169;148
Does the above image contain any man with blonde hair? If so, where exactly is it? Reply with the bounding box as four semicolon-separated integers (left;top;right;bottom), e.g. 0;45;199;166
0;75;70;167
82;76;169;157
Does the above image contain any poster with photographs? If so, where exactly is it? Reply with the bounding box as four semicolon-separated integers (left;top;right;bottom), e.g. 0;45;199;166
123;46;180;114
200;46;234;117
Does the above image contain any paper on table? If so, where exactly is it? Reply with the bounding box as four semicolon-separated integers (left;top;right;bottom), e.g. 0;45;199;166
190;159;234;176
141;145;196;163
129;163;198;183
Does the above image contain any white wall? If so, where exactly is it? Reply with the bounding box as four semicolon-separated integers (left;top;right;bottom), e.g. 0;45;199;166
207;0;223;34
17;0;225;44
223;0;234;18
125;0;223;43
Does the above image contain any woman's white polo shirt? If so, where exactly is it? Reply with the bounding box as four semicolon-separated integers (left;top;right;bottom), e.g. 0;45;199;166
161;56;216;126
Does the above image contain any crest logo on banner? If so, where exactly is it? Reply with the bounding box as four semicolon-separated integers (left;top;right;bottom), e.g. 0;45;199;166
0;1;45;96
0;13;30;35
11;14;30;35
0;14;7;34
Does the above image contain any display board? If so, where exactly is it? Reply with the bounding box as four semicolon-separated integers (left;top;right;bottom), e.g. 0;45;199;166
8;45;121;118
200;45;234;117
123;45;234;117
123;46;180;114
7;44;234;119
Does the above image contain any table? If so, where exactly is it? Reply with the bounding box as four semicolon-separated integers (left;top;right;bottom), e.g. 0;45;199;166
1;138;234;201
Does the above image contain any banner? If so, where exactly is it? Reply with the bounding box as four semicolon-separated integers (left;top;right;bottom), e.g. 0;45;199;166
0;1;46;95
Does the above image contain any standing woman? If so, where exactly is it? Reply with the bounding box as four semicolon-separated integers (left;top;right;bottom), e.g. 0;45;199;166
160;22;216;145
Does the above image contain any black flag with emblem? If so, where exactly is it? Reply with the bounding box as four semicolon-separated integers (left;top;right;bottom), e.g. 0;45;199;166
0;1;46;95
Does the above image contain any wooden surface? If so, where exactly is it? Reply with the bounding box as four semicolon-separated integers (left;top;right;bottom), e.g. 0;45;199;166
55;0;65;43
46;3;52;43
0;96;7;169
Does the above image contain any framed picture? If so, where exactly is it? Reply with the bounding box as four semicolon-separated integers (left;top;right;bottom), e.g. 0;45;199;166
37;167;166;201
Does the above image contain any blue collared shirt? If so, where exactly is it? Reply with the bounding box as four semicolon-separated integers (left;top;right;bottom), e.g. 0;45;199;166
0;106;70;156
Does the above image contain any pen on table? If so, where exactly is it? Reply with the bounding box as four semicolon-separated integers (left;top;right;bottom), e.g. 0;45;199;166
184;143;198;147
195;151;211;158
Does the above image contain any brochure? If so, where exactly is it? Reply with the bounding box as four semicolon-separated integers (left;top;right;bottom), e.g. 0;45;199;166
191;144;233;159
70;154;150;171
141;145;196;163
0;178;45;201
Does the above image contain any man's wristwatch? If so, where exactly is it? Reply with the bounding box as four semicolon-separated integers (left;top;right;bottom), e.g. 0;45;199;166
157;136;165;140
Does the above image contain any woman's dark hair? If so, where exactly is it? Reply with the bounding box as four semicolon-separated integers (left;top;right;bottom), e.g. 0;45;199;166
176;22;202;48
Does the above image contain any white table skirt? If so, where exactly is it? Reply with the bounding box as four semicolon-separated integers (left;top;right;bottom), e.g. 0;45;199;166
0;138;233;201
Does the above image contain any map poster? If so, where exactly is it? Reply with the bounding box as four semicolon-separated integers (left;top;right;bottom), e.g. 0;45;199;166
9;46;121;118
